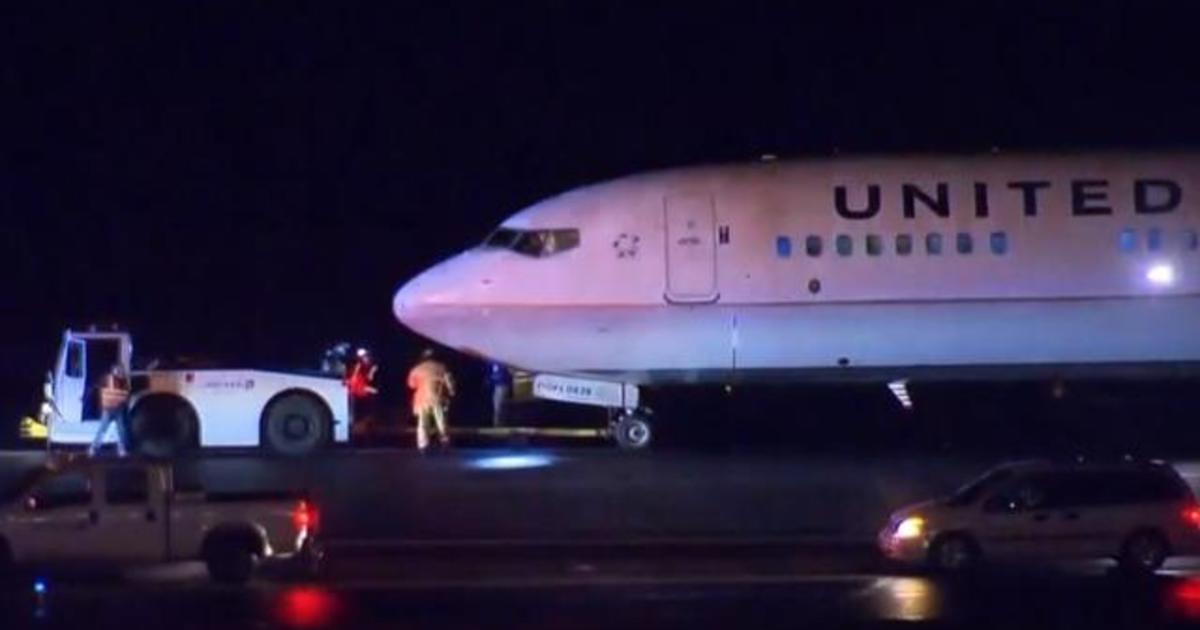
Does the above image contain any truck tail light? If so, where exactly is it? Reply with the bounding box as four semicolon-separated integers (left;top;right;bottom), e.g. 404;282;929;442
293;500;319;532
1182;504;1200;529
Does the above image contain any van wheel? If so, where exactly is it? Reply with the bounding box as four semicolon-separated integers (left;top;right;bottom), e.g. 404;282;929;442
928;533;980;572
130;397;198;458
263;393;330;456
205;540;258;584
1119;531;1168;575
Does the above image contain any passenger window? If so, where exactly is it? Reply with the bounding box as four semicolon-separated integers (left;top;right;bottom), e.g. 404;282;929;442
1094;471;1187;504
925;233;943;255
982;492;1019;514
1148;228;1163;252
1143;472;1187;501
1184;230;1199;251
1014;479;1049;510
805;235;823;257
836;235;853;257
105;467;149;505
895;234;912;256
29;471;92;510
982;476;1050;513
990;231;1008;255
956;233;973;255
775;236;792;258
1119;229;1136;253
866;234;883;256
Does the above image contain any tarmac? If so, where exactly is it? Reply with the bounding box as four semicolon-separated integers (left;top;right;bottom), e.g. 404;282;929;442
3;446;1200;628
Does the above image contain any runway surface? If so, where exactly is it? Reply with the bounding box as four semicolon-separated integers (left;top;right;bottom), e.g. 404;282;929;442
4;447;1200;628
6;561;1200;629
3;446;992;543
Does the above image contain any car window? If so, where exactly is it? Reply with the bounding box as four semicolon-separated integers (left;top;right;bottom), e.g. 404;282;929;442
982;473;1053;512
29;470;92;510
105;466;150;505
983;468;1190;510
1015;476;1051;510
947;468;1013;507
1087;470;1189;505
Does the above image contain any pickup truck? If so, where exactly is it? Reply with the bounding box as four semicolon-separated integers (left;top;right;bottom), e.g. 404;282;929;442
0;456;321;584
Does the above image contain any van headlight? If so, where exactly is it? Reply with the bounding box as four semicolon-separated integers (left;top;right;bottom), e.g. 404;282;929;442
893;516;926;540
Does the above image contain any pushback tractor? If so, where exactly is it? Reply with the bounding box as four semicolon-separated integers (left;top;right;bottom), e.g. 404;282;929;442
43;329;350;457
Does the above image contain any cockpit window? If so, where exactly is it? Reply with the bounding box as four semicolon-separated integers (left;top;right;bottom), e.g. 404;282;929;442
483;228;521;248
482;228;580;258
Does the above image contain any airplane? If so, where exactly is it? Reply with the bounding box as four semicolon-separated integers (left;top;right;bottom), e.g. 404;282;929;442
393;151;1200;449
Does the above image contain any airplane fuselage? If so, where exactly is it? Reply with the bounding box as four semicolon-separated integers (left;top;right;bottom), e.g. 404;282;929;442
394;152;1200;385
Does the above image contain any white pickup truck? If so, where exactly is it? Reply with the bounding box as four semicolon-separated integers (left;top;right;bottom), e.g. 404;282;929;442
46;329;350;456
0;456;321;584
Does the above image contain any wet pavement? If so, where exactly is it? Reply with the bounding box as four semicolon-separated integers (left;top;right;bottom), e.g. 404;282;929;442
2;447;994;543
4;448;1200;627
6;563;1200;628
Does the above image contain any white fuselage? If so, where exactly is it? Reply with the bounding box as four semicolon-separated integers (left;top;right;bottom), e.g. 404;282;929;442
394;152;1200;384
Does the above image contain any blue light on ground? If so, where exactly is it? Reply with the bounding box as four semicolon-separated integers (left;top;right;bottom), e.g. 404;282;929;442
33;579;47;595
466;451;558;470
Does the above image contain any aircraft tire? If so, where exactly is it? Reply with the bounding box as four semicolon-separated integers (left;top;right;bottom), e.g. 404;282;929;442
614;413;653;450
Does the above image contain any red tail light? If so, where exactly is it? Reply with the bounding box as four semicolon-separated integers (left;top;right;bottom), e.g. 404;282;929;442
293;500;318;532
1181;504;1200;529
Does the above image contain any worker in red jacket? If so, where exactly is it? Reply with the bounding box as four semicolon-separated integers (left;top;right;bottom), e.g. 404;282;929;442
346;348;379;423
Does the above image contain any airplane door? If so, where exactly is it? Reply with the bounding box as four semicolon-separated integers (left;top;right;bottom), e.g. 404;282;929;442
663;195;718;303
54;336;86;423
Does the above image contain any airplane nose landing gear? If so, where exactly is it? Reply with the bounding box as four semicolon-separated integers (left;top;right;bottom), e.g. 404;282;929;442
612;410;653;450
528;373;651;450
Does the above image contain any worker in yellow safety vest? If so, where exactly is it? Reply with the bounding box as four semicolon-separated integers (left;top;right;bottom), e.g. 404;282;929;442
406;349;455;451
88;363;131;457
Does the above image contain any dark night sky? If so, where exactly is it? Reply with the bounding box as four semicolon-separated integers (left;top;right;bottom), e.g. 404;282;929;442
3;2;1200;428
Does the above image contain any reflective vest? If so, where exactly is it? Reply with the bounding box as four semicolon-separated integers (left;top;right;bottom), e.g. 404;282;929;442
346;362;375;398
407;360;453;413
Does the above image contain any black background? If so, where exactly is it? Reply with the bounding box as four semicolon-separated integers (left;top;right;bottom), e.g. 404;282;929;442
4;2;1200;447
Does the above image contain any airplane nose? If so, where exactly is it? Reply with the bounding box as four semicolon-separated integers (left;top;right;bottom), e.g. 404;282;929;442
392;276;425;325
393;259;454;327
393;252;480;330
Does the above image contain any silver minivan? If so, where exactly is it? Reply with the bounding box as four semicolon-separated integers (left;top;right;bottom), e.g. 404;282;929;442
880;460;1200;573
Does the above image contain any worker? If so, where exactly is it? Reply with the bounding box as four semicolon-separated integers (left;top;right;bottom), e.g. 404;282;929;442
88;363;130;457
346;348;380;423
407;348;455;451
321;341;353;377
38;371;61;426
486;362;512;427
